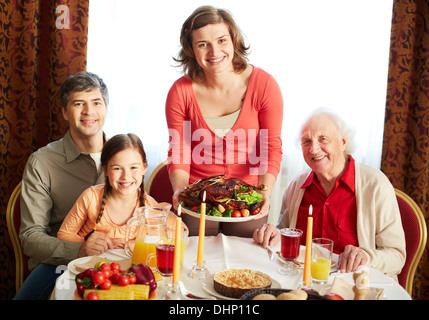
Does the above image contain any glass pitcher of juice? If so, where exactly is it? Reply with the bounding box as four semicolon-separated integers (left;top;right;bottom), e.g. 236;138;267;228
125;204;171;270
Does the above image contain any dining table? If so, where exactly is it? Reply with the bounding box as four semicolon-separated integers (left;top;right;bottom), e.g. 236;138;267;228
52;233;411;300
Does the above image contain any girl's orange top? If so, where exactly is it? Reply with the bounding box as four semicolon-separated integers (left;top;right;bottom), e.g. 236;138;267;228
57;184;158;242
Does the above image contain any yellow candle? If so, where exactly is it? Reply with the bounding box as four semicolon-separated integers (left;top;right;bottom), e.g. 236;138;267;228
197;191;206;265
303;205;313;285
173;205;182;283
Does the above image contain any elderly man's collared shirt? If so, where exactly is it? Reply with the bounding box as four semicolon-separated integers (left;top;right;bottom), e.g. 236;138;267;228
296;156;358;254
20;130;105;269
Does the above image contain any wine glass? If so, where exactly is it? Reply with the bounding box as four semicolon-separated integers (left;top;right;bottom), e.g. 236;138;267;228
147;238;176;299
278;228;303;275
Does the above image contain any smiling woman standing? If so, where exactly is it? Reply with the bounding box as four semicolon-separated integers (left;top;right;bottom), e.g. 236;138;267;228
165;6;284;237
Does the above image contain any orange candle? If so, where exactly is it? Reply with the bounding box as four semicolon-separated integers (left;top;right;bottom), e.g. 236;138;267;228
173;205;182;283
303;205;313;286
197;191;206;265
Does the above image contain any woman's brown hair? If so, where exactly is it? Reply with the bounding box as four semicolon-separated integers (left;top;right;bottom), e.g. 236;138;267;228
174;5;250;83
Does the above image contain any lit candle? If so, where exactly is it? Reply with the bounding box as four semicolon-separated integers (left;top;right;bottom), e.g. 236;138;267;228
173;205;182;283
303;205;313;286
197;191;206;265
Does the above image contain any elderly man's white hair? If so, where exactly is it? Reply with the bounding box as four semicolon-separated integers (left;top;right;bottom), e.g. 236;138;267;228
298;108;356;155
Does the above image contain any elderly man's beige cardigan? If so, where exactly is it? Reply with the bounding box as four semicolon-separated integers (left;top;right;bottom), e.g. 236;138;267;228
277;162;406;278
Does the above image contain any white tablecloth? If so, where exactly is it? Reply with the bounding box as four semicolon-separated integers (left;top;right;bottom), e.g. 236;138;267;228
53;234;411;300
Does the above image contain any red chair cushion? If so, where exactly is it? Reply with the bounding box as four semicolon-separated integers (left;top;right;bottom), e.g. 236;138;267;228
148;165;174;204
396;195;420;288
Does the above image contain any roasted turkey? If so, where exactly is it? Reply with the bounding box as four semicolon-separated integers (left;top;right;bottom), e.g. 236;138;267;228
178;175;266;213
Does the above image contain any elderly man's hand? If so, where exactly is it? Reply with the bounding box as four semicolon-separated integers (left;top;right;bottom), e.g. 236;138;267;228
338;244;368;273
252;223;280;248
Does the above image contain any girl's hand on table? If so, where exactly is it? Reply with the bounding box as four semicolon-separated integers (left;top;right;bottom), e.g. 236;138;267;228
111;238;125;249
79;233;114;257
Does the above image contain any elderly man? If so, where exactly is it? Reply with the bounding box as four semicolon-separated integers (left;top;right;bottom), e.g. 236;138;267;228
15;71;112;299
253;109;406;278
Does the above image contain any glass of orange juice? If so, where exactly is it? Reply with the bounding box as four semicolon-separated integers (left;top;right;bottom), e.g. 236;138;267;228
311;238;334;284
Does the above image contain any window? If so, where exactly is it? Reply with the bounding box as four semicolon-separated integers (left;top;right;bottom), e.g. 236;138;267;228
88;0;393;223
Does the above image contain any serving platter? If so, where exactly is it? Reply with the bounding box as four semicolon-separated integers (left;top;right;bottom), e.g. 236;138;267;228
67;254;131;275
182;206;260;222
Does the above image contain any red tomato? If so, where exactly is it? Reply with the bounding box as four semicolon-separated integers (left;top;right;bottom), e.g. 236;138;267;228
231;210;241;218
110;262;121;272
91;271;106;285
118;275;130;287
99;279;112;290
100;263;111;272
86;292;99;300
102;269;112;279
110;272;122;284
129;274;137;285
191;206;198;212
251;208;261;215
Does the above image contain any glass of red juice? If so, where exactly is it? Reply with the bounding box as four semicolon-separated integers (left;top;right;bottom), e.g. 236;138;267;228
156;243;175;276
147;240;176;299
279;228;303;275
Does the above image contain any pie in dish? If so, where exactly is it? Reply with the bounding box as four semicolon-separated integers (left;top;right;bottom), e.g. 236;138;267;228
213;268;272;299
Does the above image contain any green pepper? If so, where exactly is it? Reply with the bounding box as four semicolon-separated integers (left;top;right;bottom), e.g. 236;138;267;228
223;209;233;217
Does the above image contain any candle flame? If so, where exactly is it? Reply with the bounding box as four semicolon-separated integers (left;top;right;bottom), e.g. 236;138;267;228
203;190;206;202
309;205;313;216
177;204;182;217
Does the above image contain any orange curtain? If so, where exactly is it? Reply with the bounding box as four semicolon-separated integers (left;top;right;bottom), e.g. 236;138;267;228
0;0;88;299
381;0;429;300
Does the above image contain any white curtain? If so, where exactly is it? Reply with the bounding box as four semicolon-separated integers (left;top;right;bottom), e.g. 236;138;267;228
87;0;393;224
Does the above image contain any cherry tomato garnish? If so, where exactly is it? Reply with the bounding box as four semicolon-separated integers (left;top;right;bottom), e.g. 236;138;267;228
118;275;130;287
231;210;241;218
110;272;122;284
102;269;112;279
86;292;99;300
129;274;137;285
91;271;106;285
100;263;111;272
251;208;261;215
110;262;121;272
99;279;112;290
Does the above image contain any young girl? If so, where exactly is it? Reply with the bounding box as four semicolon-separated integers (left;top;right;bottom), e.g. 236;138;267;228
57;133;178;249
